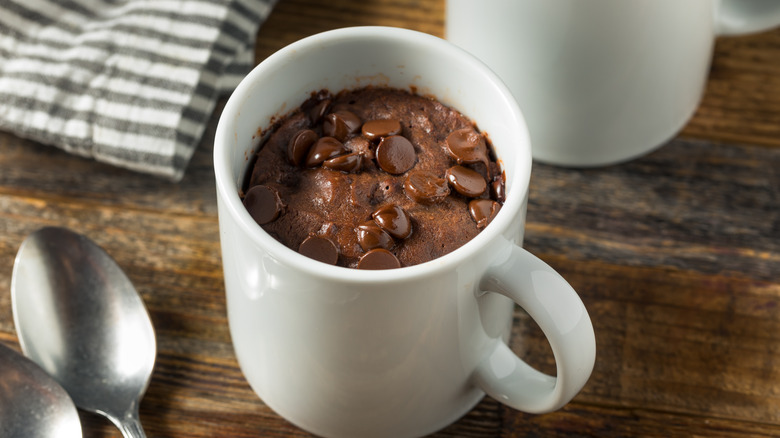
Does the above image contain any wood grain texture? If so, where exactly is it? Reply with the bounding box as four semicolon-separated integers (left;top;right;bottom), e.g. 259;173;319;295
682;32;780;147
0;1;778;437
526;139;779;282
254;0;445;61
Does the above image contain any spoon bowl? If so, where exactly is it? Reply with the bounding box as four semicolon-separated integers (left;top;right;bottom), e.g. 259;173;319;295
11;227;156;437
0;342;82;438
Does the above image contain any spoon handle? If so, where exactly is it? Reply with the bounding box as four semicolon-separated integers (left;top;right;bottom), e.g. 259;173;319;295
116;409;147;438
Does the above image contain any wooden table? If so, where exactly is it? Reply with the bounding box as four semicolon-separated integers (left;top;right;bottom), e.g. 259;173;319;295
1;1;779;436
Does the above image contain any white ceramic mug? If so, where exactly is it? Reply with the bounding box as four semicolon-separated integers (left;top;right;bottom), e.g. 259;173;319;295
214;27;596;438
446;0;780;167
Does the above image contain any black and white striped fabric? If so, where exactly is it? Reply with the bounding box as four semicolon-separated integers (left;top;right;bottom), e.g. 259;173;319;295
0;0;277;181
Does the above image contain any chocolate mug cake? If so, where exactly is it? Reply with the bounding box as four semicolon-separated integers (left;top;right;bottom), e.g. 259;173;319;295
242;86;505;269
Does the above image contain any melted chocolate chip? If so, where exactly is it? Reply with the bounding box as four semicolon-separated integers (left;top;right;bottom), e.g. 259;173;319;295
323;152;363;173
376;135;416;175
323;110;362;141
362;119;402;141
491;177;506;203
298;235;339;265
446;165;487;197
445;128;489;166
357;248;401;270
468;199;501;229
404;170;450;204
306;137;348;167
308;98;331;123
356;220;394;251
287;129;318;166
372;204;412;239
243;185;284;225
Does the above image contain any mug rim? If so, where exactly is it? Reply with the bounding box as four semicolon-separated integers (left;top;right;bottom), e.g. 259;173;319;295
214;26;532;284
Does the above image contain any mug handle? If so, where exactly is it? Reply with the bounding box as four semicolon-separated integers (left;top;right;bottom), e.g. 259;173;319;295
717;0;780;36
474;244;596;413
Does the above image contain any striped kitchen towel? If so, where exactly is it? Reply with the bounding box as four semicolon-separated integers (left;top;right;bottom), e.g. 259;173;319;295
0;0;277;181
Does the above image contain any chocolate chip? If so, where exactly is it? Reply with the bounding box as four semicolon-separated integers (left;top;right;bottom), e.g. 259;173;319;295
323;110;362;141
404;170;450;204
287;129;318;166
362;119;402;141
308;98;331;123
306;137;348;167
323;152;363;173
446;165;487;197
243;185;284;225
468;199;501;229
298;235;339;265
491;177;506;203
357;248;401;270
445;128;489;166
372;204;412;239
356;220;394;251
376;135;416;175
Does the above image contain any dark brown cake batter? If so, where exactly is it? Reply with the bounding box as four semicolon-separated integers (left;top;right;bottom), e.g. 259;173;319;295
243;87;504;269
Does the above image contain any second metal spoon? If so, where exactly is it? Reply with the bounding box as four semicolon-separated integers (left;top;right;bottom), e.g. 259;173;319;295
0;342;82;438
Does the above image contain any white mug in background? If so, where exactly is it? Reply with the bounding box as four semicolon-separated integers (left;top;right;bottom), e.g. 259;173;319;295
214;27;596;438
446;0;780;167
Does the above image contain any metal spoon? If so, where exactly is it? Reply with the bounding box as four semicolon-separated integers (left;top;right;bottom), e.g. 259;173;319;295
0;342;82;438
11;227;156;438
